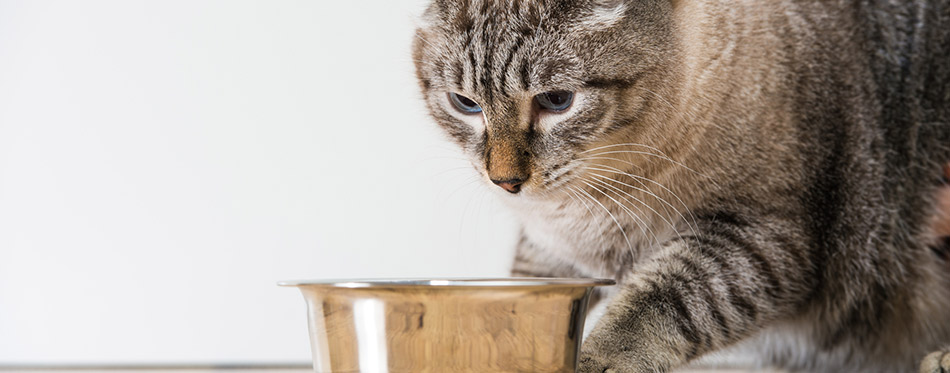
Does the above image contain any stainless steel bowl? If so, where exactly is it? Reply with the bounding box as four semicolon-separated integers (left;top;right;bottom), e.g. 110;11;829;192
280;278;614;373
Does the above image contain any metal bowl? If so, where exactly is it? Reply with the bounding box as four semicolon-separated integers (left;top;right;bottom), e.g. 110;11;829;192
280;278;614;373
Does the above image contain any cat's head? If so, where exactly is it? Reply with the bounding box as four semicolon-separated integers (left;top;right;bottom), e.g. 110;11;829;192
413;0;681;197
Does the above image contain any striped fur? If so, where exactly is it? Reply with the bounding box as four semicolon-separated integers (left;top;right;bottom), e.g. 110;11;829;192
412;0;950;372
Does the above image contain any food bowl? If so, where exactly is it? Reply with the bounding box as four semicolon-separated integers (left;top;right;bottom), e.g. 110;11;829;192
280;278;614;373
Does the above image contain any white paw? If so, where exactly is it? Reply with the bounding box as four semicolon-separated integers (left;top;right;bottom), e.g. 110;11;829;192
920;349;950;373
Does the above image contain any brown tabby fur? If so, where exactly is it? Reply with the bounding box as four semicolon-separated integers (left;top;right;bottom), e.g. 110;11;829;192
412;0;950;371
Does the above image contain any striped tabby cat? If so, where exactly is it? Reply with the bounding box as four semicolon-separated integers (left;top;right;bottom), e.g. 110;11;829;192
412;0;950;372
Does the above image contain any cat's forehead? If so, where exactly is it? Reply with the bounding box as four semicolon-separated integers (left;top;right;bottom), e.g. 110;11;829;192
423;0;617;28
428;0;552;29
417;0;626;95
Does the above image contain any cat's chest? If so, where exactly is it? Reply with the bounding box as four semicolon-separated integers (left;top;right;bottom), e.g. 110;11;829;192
505;196;666;277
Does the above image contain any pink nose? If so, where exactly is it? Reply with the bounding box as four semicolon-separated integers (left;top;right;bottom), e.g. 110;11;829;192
491;178;524;194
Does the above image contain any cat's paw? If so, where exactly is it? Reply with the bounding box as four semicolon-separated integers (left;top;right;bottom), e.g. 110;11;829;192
577;355;615;373
920;348;950;373
577;337;650;373
577;346;627;373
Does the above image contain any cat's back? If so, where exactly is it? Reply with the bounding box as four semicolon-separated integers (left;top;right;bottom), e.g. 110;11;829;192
854;0;950;162
772;0;950;206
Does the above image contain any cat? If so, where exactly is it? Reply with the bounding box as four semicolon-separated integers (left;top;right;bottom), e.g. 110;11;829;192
411;0;950;372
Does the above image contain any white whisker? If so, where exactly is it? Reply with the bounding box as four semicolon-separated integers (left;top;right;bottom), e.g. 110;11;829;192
444;174;482;204
578;157;676;221
566;186;609;258
576;155;642;170
577;180;635;255
584;149;712;180
585;177;662;250
642;87;676;111
567;186;596;221
580;142;672;156
587;171;679;239
583;164;700;237
434;166;478;178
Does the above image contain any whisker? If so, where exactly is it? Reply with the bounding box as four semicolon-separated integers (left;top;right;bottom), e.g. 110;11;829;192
584;149;712;180
471;183;493;251
413;33;438;49
451;176;483;248
586;149;683;167
589;168;692;234
573;154;693;235
584;177;662;250
434;166;478;178
587;173;686;251
421;155;474;162
580;142;672;156
575;156;643;170
583;164;700;237
587;171;679;234
566;186;610;258
561;186;580;208
443;174;483;204
584;166;683;221
580;143;720;190
544;164;577;189
577;180;635;255
566;186;596;221
577;158;676;222
642;87;676;111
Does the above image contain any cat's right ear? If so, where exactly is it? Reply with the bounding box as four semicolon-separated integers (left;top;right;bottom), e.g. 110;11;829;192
423;0;473;30
411;29;432;92
429;0;472;18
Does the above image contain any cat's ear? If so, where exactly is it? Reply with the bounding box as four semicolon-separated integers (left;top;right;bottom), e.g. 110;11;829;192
422;0;474;30
430;0;468;15
593;0;625;6
582;0;628;30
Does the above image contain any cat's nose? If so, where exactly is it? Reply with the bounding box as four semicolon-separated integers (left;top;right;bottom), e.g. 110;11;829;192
491;178;525;194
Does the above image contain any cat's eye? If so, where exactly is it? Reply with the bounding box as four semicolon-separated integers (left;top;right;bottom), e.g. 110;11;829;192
448;92;482;114
535;91;574;112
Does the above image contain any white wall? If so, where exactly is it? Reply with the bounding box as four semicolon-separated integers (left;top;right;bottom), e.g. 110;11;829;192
0;0;517;364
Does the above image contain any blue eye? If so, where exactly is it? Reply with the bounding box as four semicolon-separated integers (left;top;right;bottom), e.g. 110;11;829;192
448;92;482;114
535;91;574;112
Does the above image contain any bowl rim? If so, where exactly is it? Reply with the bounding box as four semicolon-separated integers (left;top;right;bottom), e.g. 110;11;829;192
277;277;616;288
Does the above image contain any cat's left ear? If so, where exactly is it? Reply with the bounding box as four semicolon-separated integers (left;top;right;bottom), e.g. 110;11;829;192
583;0;628;30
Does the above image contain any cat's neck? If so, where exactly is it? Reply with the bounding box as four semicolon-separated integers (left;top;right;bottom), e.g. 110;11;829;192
502;188;680;278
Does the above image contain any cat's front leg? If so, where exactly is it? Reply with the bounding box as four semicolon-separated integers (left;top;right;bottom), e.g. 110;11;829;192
578;215;814;372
